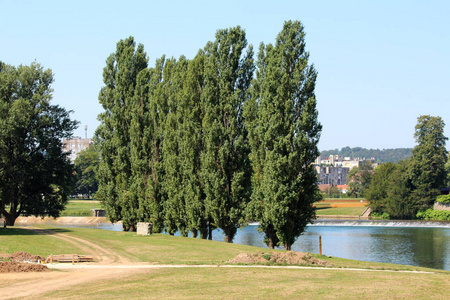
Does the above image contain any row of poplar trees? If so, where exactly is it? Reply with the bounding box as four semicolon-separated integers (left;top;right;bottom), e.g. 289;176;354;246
95;20;322;250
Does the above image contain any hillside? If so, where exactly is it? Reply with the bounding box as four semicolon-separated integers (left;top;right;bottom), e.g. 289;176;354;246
320;147;412;163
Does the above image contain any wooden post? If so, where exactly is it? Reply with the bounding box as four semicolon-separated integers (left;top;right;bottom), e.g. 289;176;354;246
72;254;75;265
319;235;322;256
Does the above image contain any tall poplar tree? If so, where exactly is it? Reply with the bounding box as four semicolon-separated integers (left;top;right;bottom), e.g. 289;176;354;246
179;52;209;238
96;37;148;231
201;27;254;242
127;56;166;233
245;21;322;250
161;56;190;236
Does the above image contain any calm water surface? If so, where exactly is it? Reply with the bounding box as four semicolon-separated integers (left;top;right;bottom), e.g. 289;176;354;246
56;220;450;271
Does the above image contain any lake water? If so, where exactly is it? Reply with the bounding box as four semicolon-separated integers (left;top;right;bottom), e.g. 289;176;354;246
56;220;450;271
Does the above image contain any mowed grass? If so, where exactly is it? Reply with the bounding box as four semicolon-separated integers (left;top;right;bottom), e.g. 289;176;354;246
42;267;450;299
0;227;84;256
316;206;367;216
60;200;103;216
0;226;446;271
1;226;449;299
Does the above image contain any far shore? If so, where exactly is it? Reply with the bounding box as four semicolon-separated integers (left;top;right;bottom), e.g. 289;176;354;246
14;216;118;225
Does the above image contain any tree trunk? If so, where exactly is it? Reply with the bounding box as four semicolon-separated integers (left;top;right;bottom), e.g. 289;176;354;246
268;237;274;249
284;243;291;251
208;223;213;240
3;212;17;226
223;227;237;243
192;229;198;238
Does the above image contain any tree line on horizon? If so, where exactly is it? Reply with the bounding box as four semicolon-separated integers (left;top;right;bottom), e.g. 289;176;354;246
320;147;412;164
94;20;322;250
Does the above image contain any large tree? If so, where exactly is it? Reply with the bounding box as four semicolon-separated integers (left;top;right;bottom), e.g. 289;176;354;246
95;37;148;231
0;62;78;226
245;21;322;250
365;162;398;212
128;56;166;233
347;161;374;198
73;145;99;198
200;27;254;243
409;115;448;208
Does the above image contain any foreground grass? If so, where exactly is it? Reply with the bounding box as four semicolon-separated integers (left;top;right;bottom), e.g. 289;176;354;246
1;226;449;299
41;267;450;299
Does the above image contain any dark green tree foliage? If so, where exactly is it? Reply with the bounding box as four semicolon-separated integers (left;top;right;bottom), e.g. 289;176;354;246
366;160;415;219
347;161;374;198
161;57;190;236
409;115;448;208
245;21;322;250
0;62;78;226
175;53;210;239
73;145;99;198
200;27;254;243
365;162;397;212
95;37;148;231
366;116;448;219
128;56;166;233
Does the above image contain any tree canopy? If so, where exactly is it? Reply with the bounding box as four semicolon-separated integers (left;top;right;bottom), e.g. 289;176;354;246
95;21;323;247
244;20;322;250
366;115;448;219
73;145;99;198
0;61;78;226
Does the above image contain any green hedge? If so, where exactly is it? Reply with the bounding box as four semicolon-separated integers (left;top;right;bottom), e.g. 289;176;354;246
416;208;450;221
436;194;450;203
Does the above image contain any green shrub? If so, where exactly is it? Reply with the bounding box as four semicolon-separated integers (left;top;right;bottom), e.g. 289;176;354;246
370;211;390;220
416;208;450;221
436;194;450;203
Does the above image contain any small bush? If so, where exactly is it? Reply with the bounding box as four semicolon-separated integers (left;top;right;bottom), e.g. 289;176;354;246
262;254;272;261
436;194;450;204
416;208;450;221
370;211;390;220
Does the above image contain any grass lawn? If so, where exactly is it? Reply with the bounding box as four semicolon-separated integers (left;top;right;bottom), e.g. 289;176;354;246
42;267;450;299
316;206;367;216
60;200;103;216
1;226;448;299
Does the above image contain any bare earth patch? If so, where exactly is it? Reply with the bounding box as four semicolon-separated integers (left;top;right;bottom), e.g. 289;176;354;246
0;261;49;273
227;251;333;267
0;252;48;273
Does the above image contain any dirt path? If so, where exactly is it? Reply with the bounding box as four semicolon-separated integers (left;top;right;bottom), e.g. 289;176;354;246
26;227;130;264
0;268;148;299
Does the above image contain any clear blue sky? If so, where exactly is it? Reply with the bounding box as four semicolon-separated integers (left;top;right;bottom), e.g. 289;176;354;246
1;0;449;151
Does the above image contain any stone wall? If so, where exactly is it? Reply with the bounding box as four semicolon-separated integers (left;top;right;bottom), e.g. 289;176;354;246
434;202;450;211
137;222;153;235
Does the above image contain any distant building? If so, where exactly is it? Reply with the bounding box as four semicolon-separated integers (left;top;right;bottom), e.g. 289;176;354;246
315;165;349;185
62;137;93;162
315;155;377;185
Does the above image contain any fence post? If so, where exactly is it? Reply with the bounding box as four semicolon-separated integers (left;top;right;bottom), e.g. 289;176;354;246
319;235;322;256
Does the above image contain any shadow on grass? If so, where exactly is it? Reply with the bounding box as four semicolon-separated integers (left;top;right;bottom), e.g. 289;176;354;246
0;227;72;236
314;207;330;211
